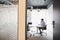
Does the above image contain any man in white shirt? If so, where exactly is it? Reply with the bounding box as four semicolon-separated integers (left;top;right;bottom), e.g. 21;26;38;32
41;19;46;27
39;19;46;36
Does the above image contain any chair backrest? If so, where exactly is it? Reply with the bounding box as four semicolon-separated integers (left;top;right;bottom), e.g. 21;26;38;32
43;25;47;30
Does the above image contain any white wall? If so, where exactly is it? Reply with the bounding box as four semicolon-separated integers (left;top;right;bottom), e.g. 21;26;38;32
27;9;31;24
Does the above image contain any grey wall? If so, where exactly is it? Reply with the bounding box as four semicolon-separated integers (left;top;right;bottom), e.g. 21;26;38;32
53;8;60;40
53;0;60;40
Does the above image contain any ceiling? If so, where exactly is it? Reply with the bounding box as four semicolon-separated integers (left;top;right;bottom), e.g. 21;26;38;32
27;0;52;9
0;0;18;5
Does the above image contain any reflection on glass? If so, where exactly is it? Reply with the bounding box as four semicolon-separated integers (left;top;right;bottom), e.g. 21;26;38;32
0;0;18;40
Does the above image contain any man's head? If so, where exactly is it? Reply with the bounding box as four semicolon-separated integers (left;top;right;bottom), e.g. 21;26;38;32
41;19;44;21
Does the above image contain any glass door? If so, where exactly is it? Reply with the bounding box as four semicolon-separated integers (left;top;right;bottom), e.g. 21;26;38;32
26;0;53;40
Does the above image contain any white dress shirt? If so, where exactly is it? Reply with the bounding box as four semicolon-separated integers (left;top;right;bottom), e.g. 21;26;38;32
41;21;46;27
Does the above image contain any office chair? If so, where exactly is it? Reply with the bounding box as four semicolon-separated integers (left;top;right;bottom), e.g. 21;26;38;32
27;22;32;37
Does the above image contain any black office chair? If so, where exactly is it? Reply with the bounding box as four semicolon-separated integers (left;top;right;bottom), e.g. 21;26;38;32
27;22;32;38
42;25;47;30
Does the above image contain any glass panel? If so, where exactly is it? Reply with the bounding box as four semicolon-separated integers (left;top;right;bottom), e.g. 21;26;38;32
0;0;18;40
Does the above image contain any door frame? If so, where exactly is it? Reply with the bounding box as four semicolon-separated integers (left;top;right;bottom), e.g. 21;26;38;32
19;0;27;40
